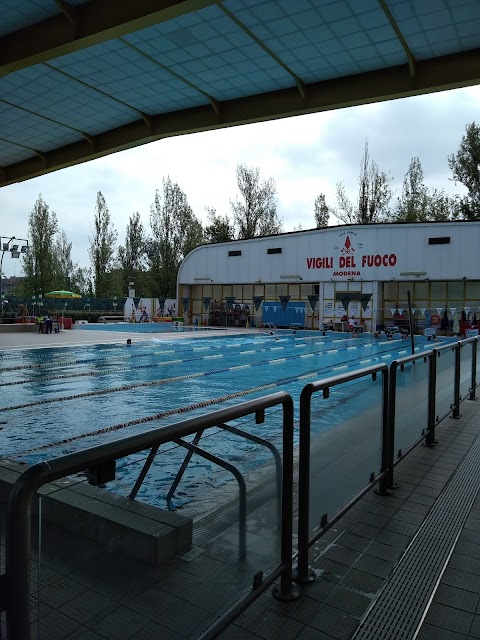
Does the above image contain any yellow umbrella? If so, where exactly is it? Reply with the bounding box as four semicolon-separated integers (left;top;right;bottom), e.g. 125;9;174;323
45;290;81;299
45;291;81;330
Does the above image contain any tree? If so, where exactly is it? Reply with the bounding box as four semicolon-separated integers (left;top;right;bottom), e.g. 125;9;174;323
88;191;117;298
335;140;392;224
204;207;234;243
230;164;282;238
22;194;59;295
391;157;460;222
314;193;329;228
70;266;93;296
53;230;75;290
448;122;480;220
148;177;203;297
392;157;429;222
117;212;147;294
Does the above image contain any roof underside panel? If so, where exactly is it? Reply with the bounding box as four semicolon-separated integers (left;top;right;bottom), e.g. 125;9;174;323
0;0;479;186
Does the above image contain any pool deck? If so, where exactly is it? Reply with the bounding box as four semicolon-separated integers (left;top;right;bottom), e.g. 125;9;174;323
3;330;480;638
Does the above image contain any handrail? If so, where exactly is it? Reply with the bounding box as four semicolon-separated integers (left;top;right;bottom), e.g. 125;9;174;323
4;391;297;640
386;338;479;483
295;362;389;583
173;438;247;560
163;421;283;518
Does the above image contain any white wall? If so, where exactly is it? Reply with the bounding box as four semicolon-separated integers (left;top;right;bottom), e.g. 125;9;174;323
178;222;480;285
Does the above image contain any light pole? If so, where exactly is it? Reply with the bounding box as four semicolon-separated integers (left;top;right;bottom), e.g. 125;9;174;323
0;236;28;322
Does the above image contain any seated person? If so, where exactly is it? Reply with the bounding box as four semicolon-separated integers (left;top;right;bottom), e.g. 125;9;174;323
340;314;348;322
347;315;357;330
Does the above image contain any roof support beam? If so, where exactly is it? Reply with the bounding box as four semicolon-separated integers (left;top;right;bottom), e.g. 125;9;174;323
0;0;220;77
1;48;479;186
379;0;416;79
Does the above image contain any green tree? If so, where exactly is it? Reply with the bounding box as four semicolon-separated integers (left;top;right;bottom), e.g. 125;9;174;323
148;177;203;297
336;140;392;224
22;194;59;295
117;212;147;295
70;266;93;296
230;164;282;238
314;193;329;228
391;157;460;222
53;229;76;290
448;121;480;220
88;191;117;298
204;207;234;244
392;157;429;222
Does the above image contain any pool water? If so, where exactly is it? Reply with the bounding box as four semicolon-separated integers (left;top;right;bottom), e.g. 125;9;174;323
0;331;443;513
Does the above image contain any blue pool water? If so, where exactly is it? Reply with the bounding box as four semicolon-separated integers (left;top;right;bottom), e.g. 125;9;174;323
0;331;443;513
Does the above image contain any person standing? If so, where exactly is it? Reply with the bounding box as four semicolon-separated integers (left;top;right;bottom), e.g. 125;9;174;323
45;314;53;334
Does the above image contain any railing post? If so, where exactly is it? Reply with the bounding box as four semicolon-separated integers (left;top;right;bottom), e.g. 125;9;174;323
470;338;478;401
452;344;461;418
377;367;391;495
294;385;316;584
6;465;47;640
386;362;398;490
425;350;437;446
273;396;300;601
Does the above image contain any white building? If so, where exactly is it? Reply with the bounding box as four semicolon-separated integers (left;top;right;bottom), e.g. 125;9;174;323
177;221;480;332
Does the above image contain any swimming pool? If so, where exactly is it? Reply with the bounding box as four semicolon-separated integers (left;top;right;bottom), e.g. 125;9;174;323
0;331;444;514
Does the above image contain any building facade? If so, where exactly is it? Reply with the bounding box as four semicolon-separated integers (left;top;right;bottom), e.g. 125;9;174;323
177;222;480;331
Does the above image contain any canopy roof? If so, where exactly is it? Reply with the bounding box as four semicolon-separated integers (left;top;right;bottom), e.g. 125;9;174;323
1;0;479;187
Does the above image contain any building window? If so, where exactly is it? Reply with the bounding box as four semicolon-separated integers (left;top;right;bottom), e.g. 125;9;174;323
267;248;282;254
228;250;242;256
428;237;450;245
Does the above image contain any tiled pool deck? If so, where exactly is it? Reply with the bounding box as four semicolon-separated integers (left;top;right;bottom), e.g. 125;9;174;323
3;329;480;639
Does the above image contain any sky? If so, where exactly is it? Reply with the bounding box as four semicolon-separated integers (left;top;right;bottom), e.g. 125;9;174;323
1;83;479;279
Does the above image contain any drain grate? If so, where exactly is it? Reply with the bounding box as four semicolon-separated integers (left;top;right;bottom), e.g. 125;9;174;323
353;434;480;640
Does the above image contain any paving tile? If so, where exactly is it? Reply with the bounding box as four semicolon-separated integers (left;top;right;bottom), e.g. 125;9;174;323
442;567;480;594
334;532;371;552
374;528;411;549
92;608;148;639
416;622;467;640
269;593;322;625
408;492;437;507
324;585;372;617
31;609;82;640
391;508;426;525
244;609;304;640
449;552;480;576
320;544;362;567
339;568;384;596
423;601;473;635
460;529;480;545
308;603;359;639
353;554;395;580
383;518;419;537
469;614;480;638
364;540;404;562
433;583;479;613
130;621;184;640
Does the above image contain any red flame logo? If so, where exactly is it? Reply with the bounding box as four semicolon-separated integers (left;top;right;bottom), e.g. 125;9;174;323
341;235;354;255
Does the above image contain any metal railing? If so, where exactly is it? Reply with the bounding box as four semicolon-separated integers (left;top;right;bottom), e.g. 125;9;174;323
295;336;479;584
295;363;389;583
3;392;297;640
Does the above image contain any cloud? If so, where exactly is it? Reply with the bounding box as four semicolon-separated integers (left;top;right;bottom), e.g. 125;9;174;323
1;84;479;277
